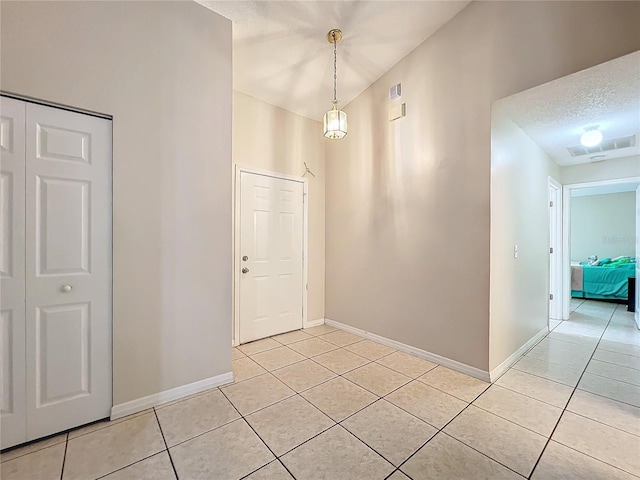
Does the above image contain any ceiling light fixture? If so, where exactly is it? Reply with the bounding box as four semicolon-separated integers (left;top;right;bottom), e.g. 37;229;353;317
580;126;603;147
323;29;347;139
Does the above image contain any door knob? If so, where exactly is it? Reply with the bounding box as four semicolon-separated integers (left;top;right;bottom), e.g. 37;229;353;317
242;256;249;261
242;268;249;274
61;285;72;293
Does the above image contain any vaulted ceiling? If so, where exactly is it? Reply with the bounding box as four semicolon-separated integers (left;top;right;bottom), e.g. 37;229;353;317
197;0;471;120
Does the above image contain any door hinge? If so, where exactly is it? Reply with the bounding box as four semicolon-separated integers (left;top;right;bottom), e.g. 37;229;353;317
550;294;554;300
549;200;554;207
550;247;554;254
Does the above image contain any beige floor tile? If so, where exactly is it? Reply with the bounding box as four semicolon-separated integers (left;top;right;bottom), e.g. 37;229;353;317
553;322;603;339
271;359;336;392
444;405;547;477
287;337;339;357
418;366;489;402
552;411;640;476
567;389;640;437
281;426;394;480
386;380;467;428
313;348;370;374
343;363;411;396
102;451;176;480
0;432;67;463
601;329;640;347
246;395;334;456
68;409;153;439
155;388;240;446
578;372;640;407
303;324;338;336
232;347;246;360
301;377;377;422
531;440;637;480
170;419;274;480
250;346;306;371
496;369;573;408
233;356;267;382
400;433;522;480
526;340;593;371
512;355;583;387
63;412;165;480
344;339;396;360
342;399;437;466
375;351;438;378
245;460;293;479
598;340;640;358
547;331;600;348
320;330;365;347
0;443;65;480
586;360;640;386
473;385;563;436
272;330;313;345
593;348;640;370
238;337;281;355
221;373;295;415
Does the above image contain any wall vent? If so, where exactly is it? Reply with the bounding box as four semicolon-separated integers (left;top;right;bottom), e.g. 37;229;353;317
567;134;636;157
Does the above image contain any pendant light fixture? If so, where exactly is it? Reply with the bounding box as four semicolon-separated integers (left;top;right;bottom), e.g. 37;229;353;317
323;29;347;139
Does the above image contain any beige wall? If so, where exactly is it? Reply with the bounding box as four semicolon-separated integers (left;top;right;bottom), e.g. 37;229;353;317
325;1;640;372
561;156;640;185
571;192;637;262
490;109;559;371
233;91;325;322
1;1;232;405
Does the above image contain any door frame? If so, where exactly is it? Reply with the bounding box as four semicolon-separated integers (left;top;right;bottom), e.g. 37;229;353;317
233;166;309;347
562;176;640;320
548;177;562;323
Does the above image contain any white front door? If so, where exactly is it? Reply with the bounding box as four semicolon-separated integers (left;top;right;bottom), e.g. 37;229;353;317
239;171;304;344
1;96;27;448
0;98;112;448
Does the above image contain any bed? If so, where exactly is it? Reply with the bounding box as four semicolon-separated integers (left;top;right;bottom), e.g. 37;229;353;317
571;262;635;301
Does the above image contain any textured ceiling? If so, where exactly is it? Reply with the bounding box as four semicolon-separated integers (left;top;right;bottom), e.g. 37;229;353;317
495;51;640;167
197;0;471;120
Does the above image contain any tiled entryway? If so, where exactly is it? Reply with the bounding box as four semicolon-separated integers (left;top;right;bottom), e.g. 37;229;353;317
2;302;639;479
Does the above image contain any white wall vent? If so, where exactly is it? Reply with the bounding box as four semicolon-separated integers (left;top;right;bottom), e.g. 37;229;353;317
389;83;401;99
567;134;636;157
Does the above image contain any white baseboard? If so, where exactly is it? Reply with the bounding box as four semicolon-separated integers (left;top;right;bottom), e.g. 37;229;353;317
489;326;548;382
304;317;325;328
110;371;234;420
324;318;491;382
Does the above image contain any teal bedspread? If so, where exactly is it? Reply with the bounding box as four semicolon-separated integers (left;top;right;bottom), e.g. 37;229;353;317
572;263;635;300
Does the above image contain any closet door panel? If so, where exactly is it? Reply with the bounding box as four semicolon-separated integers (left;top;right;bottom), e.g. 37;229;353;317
25;103;112;440
0;96;27;449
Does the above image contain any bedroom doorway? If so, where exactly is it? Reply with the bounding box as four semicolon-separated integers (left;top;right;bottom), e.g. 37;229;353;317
562;177;640;320
548;178;563;324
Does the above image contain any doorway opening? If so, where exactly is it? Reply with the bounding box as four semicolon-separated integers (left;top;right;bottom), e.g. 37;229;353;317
233;167;309;346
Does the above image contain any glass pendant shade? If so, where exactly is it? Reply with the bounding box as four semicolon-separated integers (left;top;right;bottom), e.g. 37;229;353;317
323;104;347;139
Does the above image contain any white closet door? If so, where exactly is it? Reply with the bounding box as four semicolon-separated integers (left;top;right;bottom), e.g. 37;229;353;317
1;97;27;448
239;172;304;343
25;103;112;439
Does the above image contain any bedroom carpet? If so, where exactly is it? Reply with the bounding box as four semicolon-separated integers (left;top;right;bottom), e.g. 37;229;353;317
2;299;639;479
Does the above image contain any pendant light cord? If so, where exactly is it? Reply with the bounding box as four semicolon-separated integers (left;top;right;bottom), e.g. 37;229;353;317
333;32;337;104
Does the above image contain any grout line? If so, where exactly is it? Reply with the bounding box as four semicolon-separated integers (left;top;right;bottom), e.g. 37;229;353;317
152;408;179;480
58;434;69;480
527;303;619;479
93;451;167;480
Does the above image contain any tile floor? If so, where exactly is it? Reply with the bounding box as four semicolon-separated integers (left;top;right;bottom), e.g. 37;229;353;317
2;300;639;479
